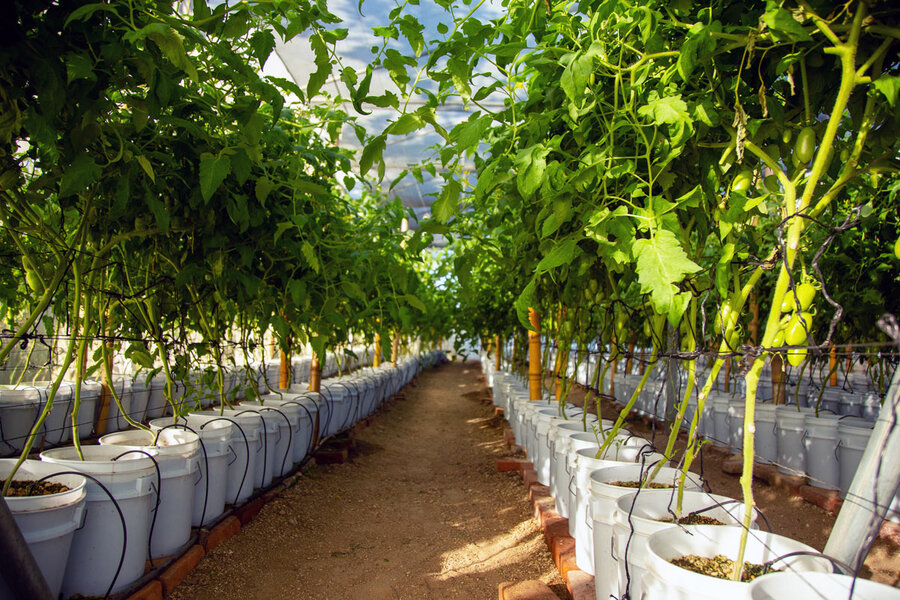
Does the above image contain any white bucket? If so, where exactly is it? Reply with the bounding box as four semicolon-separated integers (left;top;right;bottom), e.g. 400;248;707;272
0;386;43;455
728;402;745;454
612;490;753;600
533;407;583;485
145;376;173;420
33;381;73;447
550;419;600;518
192;409;262;500
40;445;158;597
643;525;832;600
802;413;841;490
150;416;232;526
748;571;900;599
256;397;316;463
573;443;665;576
102;379;135;433
711;393;732;448
99;428;200;557
129;380;151;423
754;404;778;464
775;406;813;475
0;459;86;600
237;403;293;478
590;464;702;600
837;417;875;498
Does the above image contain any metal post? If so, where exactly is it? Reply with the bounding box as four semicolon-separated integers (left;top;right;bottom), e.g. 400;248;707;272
0;495;53;599
824;347;900;572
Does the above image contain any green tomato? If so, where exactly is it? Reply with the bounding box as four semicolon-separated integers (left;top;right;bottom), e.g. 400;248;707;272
787;347;807;367
894;236;900;260
731;168;754;193
714;303;738;335
795;283;816;311
794;127;816;164
763;174;781;193
782;129;793;144
785;312;814;346
25;269;44;295
771;328;785;349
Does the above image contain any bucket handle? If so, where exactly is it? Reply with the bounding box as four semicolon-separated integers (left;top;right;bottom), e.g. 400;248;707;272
610;532;617;561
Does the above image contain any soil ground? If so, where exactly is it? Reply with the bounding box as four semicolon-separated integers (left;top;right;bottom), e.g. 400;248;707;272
169;361;566;600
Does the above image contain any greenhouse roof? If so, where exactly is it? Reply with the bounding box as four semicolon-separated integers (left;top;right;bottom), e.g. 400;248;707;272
261;0;506;229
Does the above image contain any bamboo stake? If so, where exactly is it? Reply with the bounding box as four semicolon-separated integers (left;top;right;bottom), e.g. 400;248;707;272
830;343;838;386
528;308;542;401
724;356;731;393
494;334;502;371
772;353;786;404
374;333;382;367
625;340;635;375
391;330;399;367
309;351;321;393
279;345;291;390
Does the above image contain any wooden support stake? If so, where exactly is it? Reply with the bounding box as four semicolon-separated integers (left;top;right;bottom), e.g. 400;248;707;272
724;356;732;393
391;331;399;368
528;308;542;401
374;333;382;368
830;343;838;386
625;340;635;375
494;334;502;371
772;354;786;404
309;352;321;393
279;345;291;390
749;292;760;345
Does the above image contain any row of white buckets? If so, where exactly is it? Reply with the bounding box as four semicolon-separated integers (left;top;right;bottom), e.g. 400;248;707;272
1;351;441;599
483;361;900;600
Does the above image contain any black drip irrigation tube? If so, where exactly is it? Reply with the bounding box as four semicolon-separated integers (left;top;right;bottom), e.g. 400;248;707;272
153;423;210;529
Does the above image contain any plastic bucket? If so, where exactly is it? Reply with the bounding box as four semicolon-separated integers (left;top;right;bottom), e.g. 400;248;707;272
129;380;151;423
550;419;600;518
35;381;73;447
727;402;745;454
802;413;841;490
40;445;158;597
192;409;262;500
642;525;832;600
748;571;900;599
533;407;583;485
572;444;665;576
754;403;778;464
0;386;43;456
590;464;703;600
711;393;732;448
611;490;753;600
99;428;200;556
775;406;812;475
837;417;875;498
101;379;135;433
150;416;232;526
238;403;294;477
257;397;316;463
0;459;86;600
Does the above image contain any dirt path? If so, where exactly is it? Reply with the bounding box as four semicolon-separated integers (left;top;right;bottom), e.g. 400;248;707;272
170;362;564;600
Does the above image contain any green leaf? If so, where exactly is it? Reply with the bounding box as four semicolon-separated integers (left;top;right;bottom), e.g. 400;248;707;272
274;222;293;243
451;113;491;150
762;8;812;42
638;95;691;126
873;75;900;108
432;178;461;223
250;30;277;68
514;279;537;330
127;346;156;369
144;192;170;232
59;153;101;198
307;33;331;99
403;294;426;313
65;53;97;83
515;144;549;198
225;194;249;232
342;280;366;303
255;176;274;205
386;113;423;135
301;241;319;274
633;230;701;315
199;154;231;203
359;134;385;177
536;237;582;273
136;155;155;183
560;52;592;105
64;3;120;27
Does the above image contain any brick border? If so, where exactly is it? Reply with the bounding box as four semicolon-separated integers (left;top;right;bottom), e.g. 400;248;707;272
493;438;595;600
